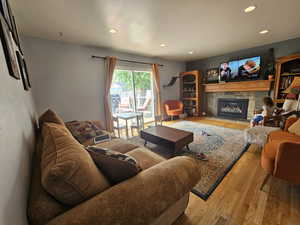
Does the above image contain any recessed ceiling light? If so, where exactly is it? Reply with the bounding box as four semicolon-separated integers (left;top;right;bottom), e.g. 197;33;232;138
244;5;256;13
109;28;118;34
259;29;269;34
188;51;194;55
160;43;166;47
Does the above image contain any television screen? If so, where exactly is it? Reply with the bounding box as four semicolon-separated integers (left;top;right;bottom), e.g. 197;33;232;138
229;60;239;79
238;56;261;79
219;56;261;81
219;62;231;82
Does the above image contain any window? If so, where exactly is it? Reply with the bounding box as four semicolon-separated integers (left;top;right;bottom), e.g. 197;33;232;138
110;69;155;123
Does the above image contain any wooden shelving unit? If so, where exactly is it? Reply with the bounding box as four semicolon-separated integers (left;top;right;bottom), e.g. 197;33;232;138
274;54;300;103
180;70;202;116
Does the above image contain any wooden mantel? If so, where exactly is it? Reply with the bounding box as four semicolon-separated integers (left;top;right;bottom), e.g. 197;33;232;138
203;80;272;93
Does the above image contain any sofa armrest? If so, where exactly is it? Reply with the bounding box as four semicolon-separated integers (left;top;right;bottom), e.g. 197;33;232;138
46;156;201;225
274;142;300;185
179;102;184;111
164;104;170;112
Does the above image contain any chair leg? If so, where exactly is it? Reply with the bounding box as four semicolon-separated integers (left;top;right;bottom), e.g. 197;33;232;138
260;173;271;191
131;127;134;137
117;128;120;138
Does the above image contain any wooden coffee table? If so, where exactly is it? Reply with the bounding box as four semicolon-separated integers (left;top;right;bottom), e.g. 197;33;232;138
140;125;193;156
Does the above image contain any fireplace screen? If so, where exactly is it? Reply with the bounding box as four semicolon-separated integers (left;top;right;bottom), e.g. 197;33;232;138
217;98;249;120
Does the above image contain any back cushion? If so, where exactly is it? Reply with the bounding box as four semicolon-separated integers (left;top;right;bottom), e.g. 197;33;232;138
41;122;111;205
39;109;65;128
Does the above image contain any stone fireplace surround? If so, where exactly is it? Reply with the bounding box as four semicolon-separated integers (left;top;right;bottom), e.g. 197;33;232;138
205;91;269;121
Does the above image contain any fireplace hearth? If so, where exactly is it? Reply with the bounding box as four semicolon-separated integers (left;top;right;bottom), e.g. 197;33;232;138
217;98;249;120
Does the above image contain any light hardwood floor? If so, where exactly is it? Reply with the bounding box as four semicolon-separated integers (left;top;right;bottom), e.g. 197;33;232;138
169;117;300;225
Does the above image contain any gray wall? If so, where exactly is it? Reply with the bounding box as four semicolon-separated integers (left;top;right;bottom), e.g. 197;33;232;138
186;37;300;114
0;36;36;223
21;36;185;123
186;37;300;75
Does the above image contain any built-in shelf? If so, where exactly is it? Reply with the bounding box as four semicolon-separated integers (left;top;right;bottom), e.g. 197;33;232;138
281;73;300;76
180;70;202;116
182;97;197;100
183;82;196;84
203;80;272;93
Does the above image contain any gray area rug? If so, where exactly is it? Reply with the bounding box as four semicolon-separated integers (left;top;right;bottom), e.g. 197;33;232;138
129;121;249;200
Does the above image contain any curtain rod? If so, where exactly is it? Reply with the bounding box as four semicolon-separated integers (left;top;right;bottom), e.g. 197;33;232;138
91;55;164;67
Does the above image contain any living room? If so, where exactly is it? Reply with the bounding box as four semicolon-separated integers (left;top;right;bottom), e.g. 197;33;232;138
1;0;300;225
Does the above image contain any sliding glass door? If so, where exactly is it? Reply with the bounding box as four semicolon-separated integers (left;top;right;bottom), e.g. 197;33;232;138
110;69;155;123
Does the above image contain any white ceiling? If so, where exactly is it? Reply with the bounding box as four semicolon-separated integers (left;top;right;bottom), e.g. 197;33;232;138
10;0;300;61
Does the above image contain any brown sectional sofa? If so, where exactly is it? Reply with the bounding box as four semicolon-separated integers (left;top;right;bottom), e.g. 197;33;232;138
28;110;201;225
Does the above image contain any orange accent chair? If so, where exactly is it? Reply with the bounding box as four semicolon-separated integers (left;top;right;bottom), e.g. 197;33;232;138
261;117;300;189
164;100;183;120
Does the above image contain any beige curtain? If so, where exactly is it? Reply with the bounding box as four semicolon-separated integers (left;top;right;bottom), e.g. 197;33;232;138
104;56;117;132
152;64;162;116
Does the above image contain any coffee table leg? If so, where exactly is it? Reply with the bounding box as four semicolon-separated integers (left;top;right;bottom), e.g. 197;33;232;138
144;140;147;146
125;119;129;139
186;145;190;151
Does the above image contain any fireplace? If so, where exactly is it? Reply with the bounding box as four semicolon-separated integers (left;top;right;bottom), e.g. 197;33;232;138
217;98;249;120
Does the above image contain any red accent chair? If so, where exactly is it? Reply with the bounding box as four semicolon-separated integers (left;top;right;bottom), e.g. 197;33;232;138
164;100;183;120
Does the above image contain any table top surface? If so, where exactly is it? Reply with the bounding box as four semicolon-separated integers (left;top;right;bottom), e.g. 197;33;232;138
141;125;193;142
115;112;142;120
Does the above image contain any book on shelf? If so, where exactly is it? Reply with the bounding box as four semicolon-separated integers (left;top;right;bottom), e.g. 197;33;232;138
280;76;293;89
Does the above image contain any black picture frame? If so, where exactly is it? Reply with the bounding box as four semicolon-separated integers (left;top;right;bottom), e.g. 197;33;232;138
23;58;31;88
0;0;12;30
0;14;20;79
16;50;30;91
10;15;21;52
206;68;219;83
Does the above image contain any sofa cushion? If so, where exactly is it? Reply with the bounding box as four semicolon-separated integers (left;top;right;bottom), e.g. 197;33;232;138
94;138;138;154
86;146;142;184
268;130;300;143
39;109;65;128
41;122;110;205
288;118;300;136
28;138;70;225
65;120;109;145
126;147;165;170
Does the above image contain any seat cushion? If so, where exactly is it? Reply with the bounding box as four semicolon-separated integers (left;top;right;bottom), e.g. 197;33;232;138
39;109;65;128
86;146;142;184
168;109;182;116
268;130;300;143
94;138;139;154
41;122;110;205
126;147;165;170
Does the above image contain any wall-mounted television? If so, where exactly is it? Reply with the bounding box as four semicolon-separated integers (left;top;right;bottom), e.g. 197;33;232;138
219;56;261;82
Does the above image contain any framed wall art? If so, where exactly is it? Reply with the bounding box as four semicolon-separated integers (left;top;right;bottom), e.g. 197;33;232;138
16;50;30;90
0;14;20;79
206;68;219;83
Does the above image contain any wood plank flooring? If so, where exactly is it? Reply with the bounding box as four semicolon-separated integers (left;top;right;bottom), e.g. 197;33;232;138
169;117;300;225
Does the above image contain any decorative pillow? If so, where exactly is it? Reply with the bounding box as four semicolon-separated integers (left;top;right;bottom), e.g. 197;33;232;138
65;120;109;145
86;146;142;184
283;99;298;112
288;118;300;136
41;122;111;205
39;109;65;128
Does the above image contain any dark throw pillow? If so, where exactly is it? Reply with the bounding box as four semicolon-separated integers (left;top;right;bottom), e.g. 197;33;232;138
86;146;142;184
